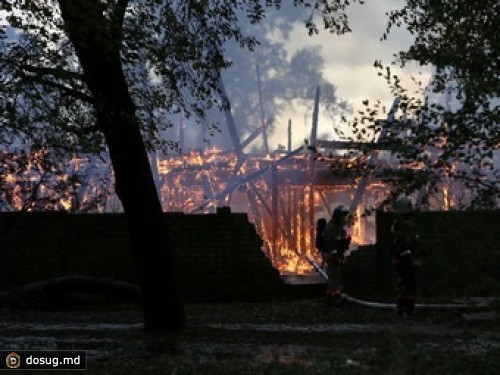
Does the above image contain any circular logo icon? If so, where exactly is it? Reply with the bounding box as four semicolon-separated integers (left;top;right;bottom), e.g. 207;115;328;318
6;352;21;369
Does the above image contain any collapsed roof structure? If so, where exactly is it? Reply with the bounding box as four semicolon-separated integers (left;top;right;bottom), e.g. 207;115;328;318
2;82;465;274
148;85;406;274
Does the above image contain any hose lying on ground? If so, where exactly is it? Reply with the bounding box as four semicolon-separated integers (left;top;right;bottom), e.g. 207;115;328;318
342;294;494;311
305;256;496;311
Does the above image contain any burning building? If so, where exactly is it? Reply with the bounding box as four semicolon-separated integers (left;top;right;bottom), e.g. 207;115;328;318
2;91;481;276
143;91;400;275
150;146;390;275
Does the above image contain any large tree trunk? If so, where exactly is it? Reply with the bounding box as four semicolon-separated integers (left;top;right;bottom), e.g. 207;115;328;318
58;0;186;331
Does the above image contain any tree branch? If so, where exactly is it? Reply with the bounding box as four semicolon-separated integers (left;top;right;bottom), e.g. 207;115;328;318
22;75;93;104
19;64;85;82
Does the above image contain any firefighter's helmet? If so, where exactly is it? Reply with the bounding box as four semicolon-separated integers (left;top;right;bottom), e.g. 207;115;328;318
393;196;413;214
333;205;349;220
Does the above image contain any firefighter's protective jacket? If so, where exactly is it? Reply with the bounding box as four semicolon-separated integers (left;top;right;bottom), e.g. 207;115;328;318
323;221;350;256
391;217;419;260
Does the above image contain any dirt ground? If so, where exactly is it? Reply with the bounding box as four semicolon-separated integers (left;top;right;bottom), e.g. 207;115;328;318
1;298;499;374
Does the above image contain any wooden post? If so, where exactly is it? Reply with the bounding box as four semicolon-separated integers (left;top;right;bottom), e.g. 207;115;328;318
300;187;307;253
287;185;293;249
310;86;320;147
271;163;279;259
292;189;298;250
308;185;314;258
288;119;292;152
306;87;320;262
179;112;184;155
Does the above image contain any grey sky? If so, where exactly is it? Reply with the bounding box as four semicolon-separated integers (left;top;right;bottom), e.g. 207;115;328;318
267;0;432;148
1;2;433;151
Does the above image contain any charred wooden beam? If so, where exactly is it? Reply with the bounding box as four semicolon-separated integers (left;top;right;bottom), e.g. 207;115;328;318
256;64;269;154
287;119;292;152
241;124;266;150
218;79;244;158
271;163;279;257
318;189;332;218
292;189;298;249
201;172;215;200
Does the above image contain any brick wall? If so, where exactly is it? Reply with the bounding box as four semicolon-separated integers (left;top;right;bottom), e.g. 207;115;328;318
342;245;378;298
375;210;500;297
0;212;287;302
2;210;498;301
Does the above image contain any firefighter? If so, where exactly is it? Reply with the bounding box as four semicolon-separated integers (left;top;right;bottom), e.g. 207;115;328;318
391;196;421;317
323;205;351;305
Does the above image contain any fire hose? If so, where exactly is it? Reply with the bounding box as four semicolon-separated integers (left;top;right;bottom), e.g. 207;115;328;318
304;256;494;311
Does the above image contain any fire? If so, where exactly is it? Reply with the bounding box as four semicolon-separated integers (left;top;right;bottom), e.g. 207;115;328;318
153;149;384;274
351;205;364;245
4;145;460;274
